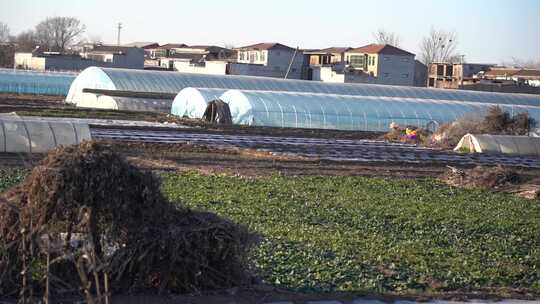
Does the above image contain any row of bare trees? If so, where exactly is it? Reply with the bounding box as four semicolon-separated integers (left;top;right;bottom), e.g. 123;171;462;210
0;17;86;53
374;28;460;65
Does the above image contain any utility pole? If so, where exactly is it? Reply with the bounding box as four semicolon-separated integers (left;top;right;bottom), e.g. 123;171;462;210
285;46;299;79
117;22;122;46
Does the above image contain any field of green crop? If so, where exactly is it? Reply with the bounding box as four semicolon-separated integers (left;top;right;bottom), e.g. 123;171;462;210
1;169;539;296
162;172;540;296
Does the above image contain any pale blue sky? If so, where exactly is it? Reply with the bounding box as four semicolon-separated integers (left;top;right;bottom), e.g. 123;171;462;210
1;0;539;63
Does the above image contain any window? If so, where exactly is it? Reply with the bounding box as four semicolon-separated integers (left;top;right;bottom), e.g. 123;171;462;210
291;68;297;73
276;51;281;56
260;51;266;62
239;52;245;60
349;55;365;68
401;73;409;78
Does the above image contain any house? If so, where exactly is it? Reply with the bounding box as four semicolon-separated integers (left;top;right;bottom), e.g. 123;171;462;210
231;43;307;79
343;44;416;86
303;47;351;66
458;67;540;94
153;44;235;70
427;62;493;88
14;44;144;71
413;60;428;87
480;67;540;87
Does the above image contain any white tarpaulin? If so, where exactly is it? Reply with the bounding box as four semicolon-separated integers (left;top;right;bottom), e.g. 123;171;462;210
454;134;540;155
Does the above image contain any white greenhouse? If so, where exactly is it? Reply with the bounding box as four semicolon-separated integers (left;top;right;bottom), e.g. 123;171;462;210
455;134;540;155
216;90;540;132
0;117;91;153
66;67;540;107
171;88;228;118
76;93;172;112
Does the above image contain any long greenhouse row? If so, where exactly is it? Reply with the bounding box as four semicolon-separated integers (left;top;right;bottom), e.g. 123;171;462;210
3;66;540;132
0;68;76;95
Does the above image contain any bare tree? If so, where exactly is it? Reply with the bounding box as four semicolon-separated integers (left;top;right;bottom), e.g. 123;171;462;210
502;58;540;69
373;29;401;47
13;30;40;51
35;17;86;52
419;28;459;65
0;22;10;43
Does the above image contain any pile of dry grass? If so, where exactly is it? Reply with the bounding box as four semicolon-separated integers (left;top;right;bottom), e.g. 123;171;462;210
431;106;537;149
443;165;522;190
0;141;255;300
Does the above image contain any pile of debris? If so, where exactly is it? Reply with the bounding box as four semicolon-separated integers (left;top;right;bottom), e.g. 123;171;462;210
0;141;255;301
444;165;522;190
442;165;540;199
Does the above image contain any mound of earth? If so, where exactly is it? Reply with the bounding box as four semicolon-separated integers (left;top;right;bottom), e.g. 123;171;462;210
0;141;255;300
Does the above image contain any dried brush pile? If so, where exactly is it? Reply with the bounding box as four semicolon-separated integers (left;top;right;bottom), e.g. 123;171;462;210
443;165;522;190
0;141;255;301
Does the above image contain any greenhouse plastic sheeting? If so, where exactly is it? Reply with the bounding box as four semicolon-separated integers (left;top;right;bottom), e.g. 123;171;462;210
0;118;91;153
77;92;172;112
66;67;540;106
218;90;540;132
0;68;76;96
454;134;540;155
171;88;228;118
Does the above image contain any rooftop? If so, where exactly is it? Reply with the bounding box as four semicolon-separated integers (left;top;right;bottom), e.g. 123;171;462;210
348;44;415;56
123;42;159;48
237;42;295;51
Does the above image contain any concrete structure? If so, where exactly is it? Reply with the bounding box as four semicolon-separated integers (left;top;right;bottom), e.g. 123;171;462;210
427;62;493;89
344;44;416;86
14;44;144;71
233;43;306;79
304;47;351;66
149;44;235;70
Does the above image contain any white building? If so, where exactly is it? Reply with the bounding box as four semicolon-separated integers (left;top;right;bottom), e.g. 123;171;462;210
343;44;416;86
231;43;306;79
14;44;144;71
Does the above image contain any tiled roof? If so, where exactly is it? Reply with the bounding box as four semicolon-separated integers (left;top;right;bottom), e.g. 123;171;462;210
158;43;188;49
237;43;295;51
348;44;415;56
484;68;522;77
123;42;159;48
91;45;138;53
321;47;352;53
517;69;540;77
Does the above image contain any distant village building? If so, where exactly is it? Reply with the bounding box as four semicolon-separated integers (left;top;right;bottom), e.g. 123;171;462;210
303;47;351;66
14;44;144;71
427;62;493;89
308;44;419;86
230;43;307;79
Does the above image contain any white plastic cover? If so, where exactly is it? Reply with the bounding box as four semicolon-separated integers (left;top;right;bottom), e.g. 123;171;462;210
171;88;228;118
0;118;91;153
219;89;540;132
66;67;540;106
77;93;172;112
454;134;540;155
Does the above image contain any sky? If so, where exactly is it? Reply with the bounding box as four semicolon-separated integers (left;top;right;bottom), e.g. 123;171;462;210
1;0;539;64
